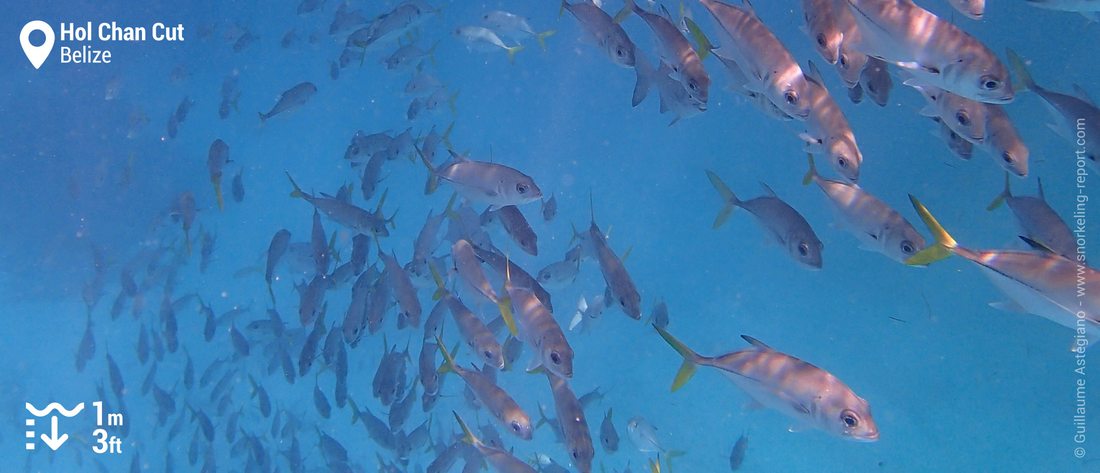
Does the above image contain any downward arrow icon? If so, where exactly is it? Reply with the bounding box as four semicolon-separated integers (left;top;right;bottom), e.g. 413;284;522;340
40;416;68;451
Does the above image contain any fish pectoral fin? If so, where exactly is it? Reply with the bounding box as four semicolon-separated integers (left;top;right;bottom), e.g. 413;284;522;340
895;61;939;75
989;300;1027;314
786;423;812;433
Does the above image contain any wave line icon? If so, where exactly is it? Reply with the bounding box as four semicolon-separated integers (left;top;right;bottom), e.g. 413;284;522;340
25;402;85;417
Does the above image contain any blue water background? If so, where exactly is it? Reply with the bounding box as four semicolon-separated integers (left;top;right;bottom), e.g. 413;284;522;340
1;1;1099;472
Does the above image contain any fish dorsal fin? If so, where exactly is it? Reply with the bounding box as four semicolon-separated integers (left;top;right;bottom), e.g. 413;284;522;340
804;60;825;87
659;4;674;21
1019;236;1057;254
740;335;771;349
1072;84;1097;107
758;182;777;197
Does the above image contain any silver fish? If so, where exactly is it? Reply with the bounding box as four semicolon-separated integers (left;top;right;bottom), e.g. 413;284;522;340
699;0;814;119
632;2;709;109
207;139;230;210
439;341;533;440
483;10;555;51
455;26;524;62
545;372;594;473
657;326;879;441
707;171;823;269
453;412;537;473
423;151;542;209
600;408;619;453
987;174;1075;260
803;155;925;263
799;62;862;182
910;196;1100;345
844;0;1012;103
259;82;317;122
481;206;538;256
1007;48;1100;168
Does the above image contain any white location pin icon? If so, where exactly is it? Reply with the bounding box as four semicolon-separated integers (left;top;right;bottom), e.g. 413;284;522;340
20;20;55;70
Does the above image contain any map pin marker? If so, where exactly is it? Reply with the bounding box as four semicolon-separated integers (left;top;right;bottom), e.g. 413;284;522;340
20;21;55;70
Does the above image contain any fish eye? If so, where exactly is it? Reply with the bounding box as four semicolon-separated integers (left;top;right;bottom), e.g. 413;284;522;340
784;91;798;105
511;421;521;432
798;242;810;256
980;76;1001;90
550;352;562;365
955;110;970;126
816;33;826;47
901;240;915;254
516;183;529;194
483;349;493;360
689;81;698;92
867;82;877;93
1001;152;1014;164
615;48;625;58
841;409;860;428
572;449;580;459
836;156;848;169
838;54;849;68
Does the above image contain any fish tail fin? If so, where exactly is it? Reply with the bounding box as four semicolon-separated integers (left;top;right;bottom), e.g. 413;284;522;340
654;325;700;392
683;16;711;61
428;261;448;301
285;171;305;199
417;146;440;194
506;45;524;64
986;172;1011;211
905;195;957;266
536;30;555;51
498;255;519;337
1005;48;1034;92
453;411;481;447
802;153;817;186
559;0;567;17
435;335;456;374
258;112;266;125
632;55;653;107
441;121;455;150
705;170;738;228
614;0;635;23
213;177;224;211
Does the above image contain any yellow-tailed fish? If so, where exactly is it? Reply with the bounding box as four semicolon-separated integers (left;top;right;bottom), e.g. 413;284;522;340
802;154;924;263
907;196;1100;346
656;325;878;441
453;411;537;473
438;338;533;440
707;170;823;269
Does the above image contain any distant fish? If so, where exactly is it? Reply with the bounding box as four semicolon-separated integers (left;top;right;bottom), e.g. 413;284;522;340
544;371;594;473
656;326;879;441
799;62;862;182
541;195;557;221
1024;0;1099;20
482;10;555;51
207;139;230;210
259;82;317;123
987;173;1075;259
231;169;245;203
600;408;619;453
1007;48;1099;169
933;117;975;160
859;57;892;107
560;0;637;69
729;433;749;470
706;171;823;269
481;205;538;256
455;26;524;63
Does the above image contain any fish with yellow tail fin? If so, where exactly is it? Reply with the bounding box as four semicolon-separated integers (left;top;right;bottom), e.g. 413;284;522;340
654;325;879;441
707;170;823;269
438;338;533;440
505;259;574;379
207;139;230;211
453;411;537;473
802;154;925;263
907;196;1100;348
